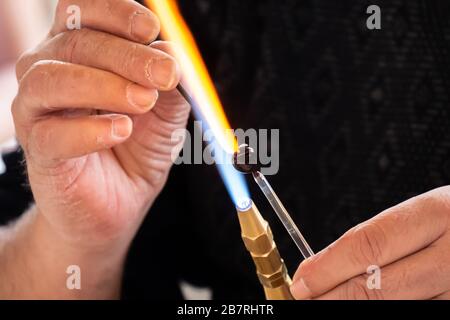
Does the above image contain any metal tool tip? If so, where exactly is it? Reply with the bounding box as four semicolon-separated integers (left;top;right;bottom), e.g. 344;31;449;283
236;197;252;211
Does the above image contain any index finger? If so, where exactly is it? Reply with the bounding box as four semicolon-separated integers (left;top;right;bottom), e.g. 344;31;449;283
291;187;450;299
52;0;160;43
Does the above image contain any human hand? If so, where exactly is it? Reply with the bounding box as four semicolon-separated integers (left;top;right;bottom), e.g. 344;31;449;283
291;187;450;300
12;0;189;251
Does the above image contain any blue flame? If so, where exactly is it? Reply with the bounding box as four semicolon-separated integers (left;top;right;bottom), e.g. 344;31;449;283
213;141;250;208
191;109;250;207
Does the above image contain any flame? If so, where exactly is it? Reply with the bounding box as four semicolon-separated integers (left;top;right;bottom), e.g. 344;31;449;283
145;0;236;154
144;0;249;205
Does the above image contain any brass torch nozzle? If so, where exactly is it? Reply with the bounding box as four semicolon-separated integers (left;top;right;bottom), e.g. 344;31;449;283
237;201;293;300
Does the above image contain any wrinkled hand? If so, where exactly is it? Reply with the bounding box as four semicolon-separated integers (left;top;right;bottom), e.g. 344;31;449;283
12;0;190;249
291;187;450;300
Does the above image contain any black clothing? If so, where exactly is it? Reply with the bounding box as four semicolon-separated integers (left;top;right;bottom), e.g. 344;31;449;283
3;0;450;299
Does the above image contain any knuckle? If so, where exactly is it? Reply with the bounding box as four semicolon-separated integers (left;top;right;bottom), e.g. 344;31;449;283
20;61;50;91
57;29;89;62
15;49;37;81
346;222;386;267
19;61;61;105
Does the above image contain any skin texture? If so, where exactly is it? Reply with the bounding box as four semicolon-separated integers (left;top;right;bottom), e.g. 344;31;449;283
0;0;189;299
291;187;450;300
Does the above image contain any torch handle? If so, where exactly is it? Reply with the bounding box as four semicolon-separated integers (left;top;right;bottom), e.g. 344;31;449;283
237;202;294;300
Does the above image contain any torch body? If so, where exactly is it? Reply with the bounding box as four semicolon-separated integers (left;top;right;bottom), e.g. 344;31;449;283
237;202;293;300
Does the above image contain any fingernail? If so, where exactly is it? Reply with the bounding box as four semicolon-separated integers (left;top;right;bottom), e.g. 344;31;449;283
111;115;132;139
148;58;178;89
290;278;312;300
127;83;158;109
131;12;159;42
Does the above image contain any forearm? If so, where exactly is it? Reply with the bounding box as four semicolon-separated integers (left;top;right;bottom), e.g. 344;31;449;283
0;207;127;299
